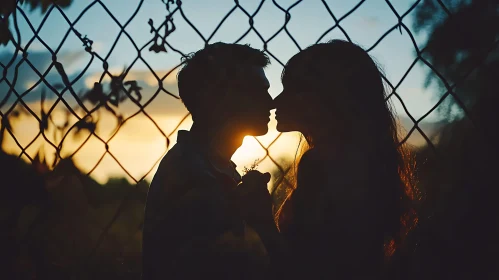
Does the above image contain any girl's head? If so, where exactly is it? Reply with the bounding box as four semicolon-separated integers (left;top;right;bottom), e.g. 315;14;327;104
275;39;418;256
275;40;393;148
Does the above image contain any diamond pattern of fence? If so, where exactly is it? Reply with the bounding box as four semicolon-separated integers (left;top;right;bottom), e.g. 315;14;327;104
1;0;472;184
3;0;498;276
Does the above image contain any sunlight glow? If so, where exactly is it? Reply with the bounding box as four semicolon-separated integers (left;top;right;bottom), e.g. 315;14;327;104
2;103;430;185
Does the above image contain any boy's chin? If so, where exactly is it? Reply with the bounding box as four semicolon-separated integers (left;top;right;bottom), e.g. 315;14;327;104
276;123;294;133
245;126;269;137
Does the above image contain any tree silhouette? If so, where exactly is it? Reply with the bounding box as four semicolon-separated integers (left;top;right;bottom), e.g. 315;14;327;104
413;0;499;120
1;0;73;46
409;1;499;279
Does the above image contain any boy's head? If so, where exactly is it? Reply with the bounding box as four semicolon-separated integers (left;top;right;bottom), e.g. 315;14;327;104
177;43;273;136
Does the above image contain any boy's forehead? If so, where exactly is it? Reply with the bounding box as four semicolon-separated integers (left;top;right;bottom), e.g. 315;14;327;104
256;67;270;88
238;66;270;88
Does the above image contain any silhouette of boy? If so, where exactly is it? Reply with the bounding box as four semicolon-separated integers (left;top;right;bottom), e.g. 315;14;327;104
142;43;275;280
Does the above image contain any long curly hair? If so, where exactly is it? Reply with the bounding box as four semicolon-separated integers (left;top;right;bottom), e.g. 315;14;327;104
275;40;419;259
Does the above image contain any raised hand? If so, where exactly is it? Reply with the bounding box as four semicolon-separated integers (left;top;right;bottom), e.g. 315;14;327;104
233;170;274;229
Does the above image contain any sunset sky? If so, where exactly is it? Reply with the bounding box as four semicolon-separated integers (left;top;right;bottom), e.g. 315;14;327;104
0;0;446;184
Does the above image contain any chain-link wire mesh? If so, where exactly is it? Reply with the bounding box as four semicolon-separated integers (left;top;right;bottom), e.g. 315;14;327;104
0;0;487;179
1;0;498;277
3;0;490;189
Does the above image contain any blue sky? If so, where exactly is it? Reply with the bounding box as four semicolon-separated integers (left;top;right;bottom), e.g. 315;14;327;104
2;0;443;120
0;0;447;182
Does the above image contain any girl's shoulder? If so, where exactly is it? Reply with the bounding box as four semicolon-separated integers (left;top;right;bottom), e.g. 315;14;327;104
299;147;365;171
297;148;328;184
298;148;330;170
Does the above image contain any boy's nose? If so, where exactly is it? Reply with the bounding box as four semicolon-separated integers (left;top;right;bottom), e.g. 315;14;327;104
272;93;283;109
264;93;276;110
269;97;277;110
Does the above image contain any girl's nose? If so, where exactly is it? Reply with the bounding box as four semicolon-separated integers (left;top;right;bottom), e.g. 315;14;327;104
272;92;284;109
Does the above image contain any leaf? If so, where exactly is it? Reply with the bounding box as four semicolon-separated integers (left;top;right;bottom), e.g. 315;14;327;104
0;16;12;46
108;97;118;107
243;159;260;175
53;83;65;90
2;0;75;46
82;34;93;48
33;149;49;175
41;88;46;104
149;43;167;53
75;118;96;134
62;118;69;130
83;82;105;105
1;0;17;17
163;0;175;11
1;115;12;130
22;0;73;13
109;76;123;106
124;80;143;102
108;69;127;106
40;110;49;131
148;19;155;33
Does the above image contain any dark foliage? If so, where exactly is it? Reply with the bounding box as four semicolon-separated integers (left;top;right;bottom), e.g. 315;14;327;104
0;0;73;46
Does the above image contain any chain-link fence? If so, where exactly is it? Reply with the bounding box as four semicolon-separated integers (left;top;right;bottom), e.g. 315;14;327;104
1;0;498;278
1;0;468;182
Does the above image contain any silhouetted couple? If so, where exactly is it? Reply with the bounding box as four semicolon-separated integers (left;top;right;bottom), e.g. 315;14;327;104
142;40;415;280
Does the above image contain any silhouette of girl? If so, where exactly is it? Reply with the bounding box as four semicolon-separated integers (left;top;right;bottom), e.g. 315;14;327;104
272;40;417;279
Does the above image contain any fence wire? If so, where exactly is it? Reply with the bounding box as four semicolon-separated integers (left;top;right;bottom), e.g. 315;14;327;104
1;0;497;275
0;0;484;181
